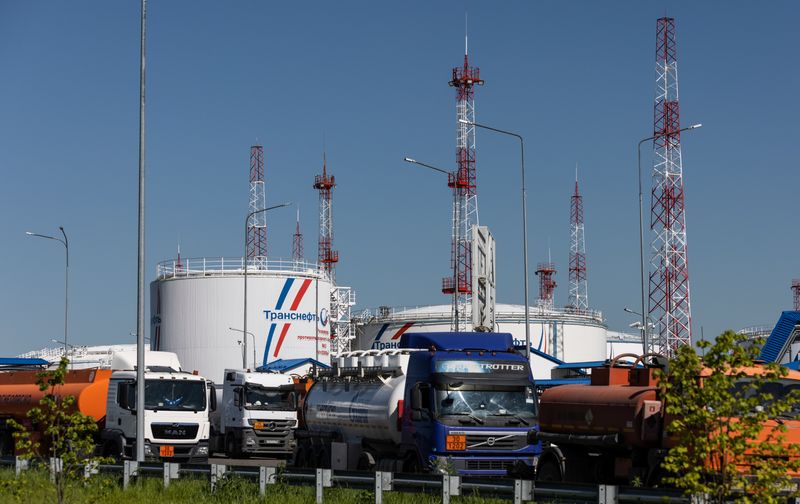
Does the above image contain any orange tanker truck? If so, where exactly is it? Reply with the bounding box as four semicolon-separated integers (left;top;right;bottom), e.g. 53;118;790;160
0;351;215;463
530;353;800;485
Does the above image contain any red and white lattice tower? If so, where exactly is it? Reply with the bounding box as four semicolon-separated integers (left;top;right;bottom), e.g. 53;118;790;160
536;263;557;309
443;34;483;331
292;208;304;263
314;152;338;282
648;17;692;356
568;169;588;312
247;145;267;268
792;280;800;311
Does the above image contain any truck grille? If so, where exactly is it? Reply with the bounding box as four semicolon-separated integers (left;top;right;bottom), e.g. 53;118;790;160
465;459;515;471
151;423;199;440
466;434;526;450
250;419;294;436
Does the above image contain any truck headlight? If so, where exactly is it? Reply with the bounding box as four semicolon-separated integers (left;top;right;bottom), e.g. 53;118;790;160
245;438;256;446
195;445;209;456
143;443;155;457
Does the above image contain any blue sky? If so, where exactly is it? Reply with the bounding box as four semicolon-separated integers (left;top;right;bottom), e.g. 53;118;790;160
1;1;798;355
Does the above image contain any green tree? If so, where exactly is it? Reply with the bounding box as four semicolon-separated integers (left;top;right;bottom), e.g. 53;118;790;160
9;357;109;504
661;330;800;503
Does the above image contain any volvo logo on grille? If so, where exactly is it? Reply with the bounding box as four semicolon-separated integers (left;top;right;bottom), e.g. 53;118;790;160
486;437;496;446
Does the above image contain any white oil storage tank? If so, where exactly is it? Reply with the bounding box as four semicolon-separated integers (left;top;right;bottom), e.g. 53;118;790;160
151;257;332;383
354;303;607;380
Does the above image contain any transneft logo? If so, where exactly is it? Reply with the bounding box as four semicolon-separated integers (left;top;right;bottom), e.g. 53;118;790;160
263;310;317;322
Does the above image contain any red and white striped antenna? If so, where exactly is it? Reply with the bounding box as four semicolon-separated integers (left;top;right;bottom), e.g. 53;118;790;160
568;165;588;312
443;24;484;331
648;17;692;356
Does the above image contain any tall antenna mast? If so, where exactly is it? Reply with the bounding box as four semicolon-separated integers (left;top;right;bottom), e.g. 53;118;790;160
314;150;338;282
792;279;800;311
649;17;692;356
247;145;267;268
444;22;484;331
568;165;588;311
292;208;304;263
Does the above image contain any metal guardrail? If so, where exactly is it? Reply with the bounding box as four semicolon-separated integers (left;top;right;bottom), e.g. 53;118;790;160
156;256;324;280
0;457;691;503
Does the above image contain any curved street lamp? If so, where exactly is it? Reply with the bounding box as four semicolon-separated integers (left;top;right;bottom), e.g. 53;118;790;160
26;227;69;357
243;202;292;368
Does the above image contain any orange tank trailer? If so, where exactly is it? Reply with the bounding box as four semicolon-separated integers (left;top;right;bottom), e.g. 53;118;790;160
531;354;800;485
0;368;113;455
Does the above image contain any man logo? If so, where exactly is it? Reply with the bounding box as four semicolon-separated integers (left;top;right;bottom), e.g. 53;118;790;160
487;437;496;447
319;308;329;327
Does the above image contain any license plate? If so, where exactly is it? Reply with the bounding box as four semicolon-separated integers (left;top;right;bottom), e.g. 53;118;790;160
254;421;265;430
445;435;466;451
160;445;174;457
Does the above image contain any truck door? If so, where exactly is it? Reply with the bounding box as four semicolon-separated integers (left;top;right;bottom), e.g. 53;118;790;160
410;383;435;459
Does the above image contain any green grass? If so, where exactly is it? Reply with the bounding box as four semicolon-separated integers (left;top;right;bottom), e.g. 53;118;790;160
0;468;509;504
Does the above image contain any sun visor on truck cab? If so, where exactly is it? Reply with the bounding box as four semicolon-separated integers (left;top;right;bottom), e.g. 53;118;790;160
398;332;516;352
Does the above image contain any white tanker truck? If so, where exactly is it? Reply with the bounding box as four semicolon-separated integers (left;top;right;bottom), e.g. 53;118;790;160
294;332;541;476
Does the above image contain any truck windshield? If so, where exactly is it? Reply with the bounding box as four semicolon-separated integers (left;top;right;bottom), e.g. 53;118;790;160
731;378;800;417
244;385;294;411
144;379;206;411
435;385;537;424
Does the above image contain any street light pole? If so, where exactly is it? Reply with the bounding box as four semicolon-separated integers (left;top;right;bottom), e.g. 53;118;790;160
637;123;702;354
403;157;460;332
229;327;257;369
458;119;530;359
136;0;148;463
26;228;69;357
243;202;291;368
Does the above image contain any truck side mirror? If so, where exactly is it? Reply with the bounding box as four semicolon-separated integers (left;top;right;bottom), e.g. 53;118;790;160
411;386;422;411
209;383;217;412
118;383;129;409
233;387;242;408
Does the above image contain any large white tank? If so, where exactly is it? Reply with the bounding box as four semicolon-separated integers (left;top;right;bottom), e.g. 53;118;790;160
355;303;607;380
151;257;332;383
303;350;414;445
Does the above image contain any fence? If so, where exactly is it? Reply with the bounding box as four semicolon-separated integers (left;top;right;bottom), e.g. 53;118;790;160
0;457;693;504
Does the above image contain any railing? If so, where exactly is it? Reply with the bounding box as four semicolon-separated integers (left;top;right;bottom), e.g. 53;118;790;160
156;256;324;280
738;325;772;337
1;457;693;503
356;304;604;325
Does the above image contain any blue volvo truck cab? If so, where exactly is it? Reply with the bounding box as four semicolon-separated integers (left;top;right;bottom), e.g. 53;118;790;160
399;332;540;476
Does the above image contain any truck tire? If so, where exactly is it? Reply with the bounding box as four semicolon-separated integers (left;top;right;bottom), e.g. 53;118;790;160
225;432;240;459
101;439;123;461
536;457;563;482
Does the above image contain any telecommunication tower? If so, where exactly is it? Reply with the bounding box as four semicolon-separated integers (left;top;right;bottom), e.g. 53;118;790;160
648;17;692;356
792;280;800;311
568;168;588;312
314;152;338;282
292;208;304;263
247;145;267;268
444;33;483;331
536;263;557;309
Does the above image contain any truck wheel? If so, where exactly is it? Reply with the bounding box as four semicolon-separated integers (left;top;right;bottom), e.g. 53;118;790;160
225;433;239;459
357;451;375;471
101;439;122;461
536;458;563;482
